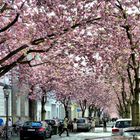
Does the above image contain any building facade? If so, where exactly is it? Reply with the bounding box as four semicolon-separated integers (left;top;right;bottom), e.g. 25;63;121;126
36;98;65;121
0;75;12;123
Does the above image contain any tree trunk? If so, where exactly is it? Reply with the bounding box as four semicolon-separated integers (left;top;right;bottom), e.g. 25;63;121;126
88;109;92;118
79;99;87;118
41;96;46;121
41;110;46;121
132;66;140;126
124;103;130;118
88;105;94;118
131;95;140;126
82;109;85;118
29;99;37;121
64;105;69;118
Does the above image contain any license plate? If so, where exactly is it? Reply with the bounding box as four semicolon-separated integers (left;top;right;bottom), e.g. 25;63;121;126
28;129;35;131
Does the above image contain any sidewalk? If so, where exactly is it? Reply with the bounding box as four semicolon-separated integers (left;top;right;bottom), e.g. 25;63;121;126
76;127;112;138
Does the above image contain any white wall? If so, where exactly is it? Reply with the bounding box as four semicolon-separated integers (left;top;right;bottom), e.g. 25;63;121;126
36;98;65;120
0;85;12;123
0;86;5;116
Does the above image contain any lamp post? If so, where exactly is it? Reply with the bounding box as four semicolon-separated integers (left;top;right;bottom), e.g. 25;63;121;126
3;84;10;140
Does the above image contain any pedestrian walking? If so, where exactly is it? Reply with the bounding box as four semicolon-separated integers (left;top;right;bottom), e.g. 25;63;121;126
59;117;69;137
91;118;95;132
73;118;77;133
13;117;24;135
8;118;12;137
8;118;12;127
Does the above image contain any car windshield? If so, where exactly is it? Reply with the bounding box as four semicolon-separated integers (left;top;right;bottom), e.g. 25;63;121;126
77;119;85;123
115;121;131;128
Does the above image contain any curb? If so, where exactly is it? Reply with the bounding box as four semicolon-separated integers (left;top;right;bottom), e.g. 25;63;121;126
85;136;111;140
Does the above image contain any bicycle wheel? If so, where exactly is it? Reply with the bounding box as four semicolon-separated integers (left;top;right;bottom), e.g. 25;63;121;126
1;130;6;140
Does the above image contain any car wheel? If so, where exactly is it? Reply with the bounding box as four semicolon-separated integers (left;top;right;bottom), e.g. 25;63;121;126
49;133;52;138
40;136;45;140
20;136;24;140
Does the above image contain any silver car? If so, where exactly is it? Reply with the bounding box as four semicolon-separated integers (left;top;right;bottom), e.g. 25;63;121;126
77;118;91;131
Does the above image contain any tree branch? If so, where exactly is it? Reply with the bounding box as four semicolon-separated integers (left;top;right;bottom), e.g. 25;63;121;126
31;16;101;45
0;13;20;33
0;44;54;76
0;3;7;13
0;37;6;44
0;44;28;64
0;54;26;77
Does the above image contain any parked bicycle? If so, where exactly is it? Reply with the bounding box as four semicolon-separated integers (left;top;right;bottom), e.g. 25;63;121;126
0;126;12;139
12;124;22;136
0;126;5;138
12;117;24;136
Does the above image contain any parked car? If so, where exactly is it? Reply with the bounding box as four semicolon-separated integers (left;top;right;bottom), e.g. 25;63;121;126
20;121;52;140
45;119;58;135
77;118;91;131
112;118;131;136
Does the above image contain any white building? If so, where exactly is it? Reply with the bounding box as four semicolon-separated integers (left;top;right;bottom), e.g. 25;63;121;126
0;75;12;123
36;98;65;121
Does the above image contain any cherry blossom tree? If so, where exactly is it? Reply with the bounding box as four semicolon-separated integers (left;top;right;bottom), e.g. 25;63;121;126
0;0;101;77
70;0;140;125
1;0;140;125
97;0;140;126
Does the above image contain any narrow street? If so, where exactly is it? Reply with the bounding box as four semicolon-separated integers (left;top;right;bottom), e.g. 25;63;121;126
6;127;112;140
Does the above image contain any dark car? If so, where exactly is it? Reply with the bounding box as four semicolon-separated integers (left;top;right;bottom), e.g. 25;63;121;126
45;119;58;135
20;121;52;140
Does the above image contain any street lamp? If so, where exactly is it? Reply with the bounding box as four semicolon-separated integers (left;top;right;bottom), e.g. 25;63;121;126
3;84;10;140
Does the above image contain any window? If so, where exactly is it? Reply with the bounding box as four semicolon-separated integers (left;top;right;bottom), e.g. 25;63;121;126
77;119;85;123
115;121;131;128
